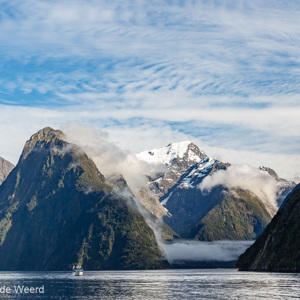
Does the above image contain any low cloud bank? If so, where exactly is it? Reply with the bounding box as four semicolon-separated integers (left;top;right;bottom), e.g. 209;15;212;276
63;123;166;194
63;123;169;253
198;164;279;212
162;240;254;263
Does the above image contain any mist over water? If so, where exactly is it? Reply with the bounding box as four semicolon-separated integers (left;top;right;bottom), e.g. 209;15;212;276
162;240;254;263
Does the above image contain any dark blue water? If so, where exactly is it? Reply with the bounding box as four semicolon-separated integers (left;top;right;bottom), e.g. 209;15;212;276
0;269;299;299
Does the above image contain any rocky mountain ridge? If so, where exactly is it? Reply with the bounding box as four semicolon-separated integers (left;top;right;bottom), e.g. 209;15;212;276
137;141;296;240
137;141;207;199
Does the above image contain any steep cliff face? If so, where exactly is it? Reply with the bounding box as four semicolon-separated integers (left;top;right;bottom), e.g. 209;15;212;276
0;157;14;185
237;184;300;272
0;127;165;271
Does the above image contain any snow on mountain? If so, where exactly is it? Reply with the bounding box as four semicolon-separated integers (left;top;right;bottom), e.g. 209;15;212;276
137;141;206;166
136;141;296;223
136;141;208;200
178;157;217;189
135;141;209;216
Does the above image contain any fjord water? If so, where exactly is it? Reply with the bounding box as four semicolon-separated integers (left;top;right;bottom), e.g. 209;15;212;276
0;269;299;299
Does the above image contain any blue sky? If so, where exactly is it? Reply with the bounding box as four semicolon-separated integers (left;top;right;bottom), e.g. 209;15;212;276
0;0;299;180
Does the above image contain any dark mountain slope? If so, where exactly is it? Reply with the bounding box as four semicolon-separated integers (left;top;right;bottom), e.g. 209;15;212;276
237;184;300;272
161;159;272;240
164;182;271;240
191;188;271;241
0;127;164;270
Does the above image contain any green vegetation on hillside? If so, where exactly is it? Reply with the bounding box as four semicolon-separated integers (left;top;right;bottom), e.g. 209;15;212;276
237;185;300;272
0;127;166;270
193;189;271;241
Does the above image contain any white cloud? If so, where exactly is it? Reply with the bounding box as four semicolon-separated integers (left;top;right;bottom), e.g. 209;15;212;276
106;123;193;154
199;144;300;183
63;123;166;194
0;105;299;183
0;0;299;183
1;0;300;100
198;164;280;214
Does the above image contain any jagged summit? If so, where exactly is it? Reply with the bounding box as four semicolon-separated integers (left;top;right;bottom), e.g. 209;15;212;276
28;127;65;143
136;142;208;200
21;127;66;161
259;166;279;179
137;141;207;165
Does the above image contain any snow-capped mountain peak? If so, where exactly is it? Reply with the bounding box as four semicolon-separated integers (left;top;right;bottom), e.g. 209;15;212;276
136;141;206;165
136;141;209;201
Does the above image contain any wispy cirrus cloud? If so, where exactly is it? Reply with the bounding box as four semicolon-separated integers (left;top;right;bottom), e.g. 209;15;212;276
1;0;300;99
0;0;299;180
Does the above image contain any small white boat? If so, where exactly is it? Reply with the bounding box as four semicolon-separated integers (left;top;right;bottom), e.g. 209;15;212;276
73;265;84;276
74;270;83;276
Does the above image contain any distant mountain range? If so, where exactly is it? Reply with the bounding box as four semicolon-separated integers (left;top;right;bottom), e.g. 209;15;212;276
137;142;295;241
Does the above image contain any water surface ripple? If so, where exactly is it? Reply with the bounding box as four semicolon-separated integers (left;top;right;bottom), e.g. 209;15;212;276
0;269;299;299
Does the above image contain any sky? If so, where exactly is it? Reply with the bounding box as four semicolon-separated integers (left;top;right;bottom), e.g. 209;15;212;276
0;0;299;181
